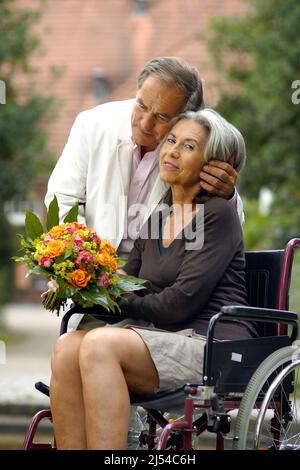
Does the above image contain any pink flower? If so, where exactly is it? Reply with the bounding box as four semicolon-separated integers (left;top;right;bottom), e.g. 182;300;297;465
75;251;94;270
44;235;54;242
97;272;110;288
72;236;84;252
65;225;77;234
91;231;101;246
38;257;53;268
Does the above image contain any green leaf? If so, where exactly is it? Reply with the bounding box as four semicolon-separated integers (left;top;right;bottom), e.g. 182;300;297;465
97;286;119;311
11;256;22;262
108;285;124;297
79;289;110;311
117;257;127;268
64;240;73;260
46;195;59;230
57;285;77;299
28;265;51;277
56;277;77;298
63;203;79;223
25;210;44;241
116;274;146;292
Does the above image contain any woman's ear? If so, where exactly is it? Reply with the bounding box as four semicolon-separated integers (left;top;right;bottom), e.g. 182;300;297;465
228;155;235;168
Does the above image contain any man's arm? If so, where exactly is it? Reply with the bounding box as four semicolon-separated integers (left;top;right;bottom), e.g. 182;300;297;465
45;112;89;223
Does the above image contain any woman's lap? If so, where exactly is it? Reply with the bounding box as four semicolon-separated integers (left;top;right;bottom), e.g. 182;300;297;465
78;315;205;392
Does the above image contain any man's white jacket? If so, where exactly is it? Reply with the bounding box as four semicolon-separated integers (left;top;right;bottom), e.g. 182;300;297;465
45;99;169;248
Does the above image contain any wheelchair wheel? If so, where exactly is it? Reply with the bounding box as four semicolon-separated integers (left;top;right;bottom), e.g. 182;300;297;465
232;345;300;450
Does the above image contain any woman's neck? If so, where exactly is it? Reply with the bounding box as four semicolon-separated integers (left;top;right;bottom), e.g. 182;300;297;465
170;185;199;208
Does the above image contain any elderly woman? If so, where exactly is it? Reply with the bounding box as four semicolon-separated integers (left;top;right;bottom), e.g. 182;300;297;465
50;109;257;449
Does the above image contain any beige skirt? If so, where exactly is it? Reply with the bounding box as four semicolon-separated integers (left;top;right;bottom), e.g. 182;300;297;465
78;315;206;392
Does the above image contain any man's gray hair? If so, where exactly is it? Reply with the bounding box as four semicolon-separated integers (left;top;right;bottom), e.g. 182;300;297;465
137;57;204;112
170;108;246;172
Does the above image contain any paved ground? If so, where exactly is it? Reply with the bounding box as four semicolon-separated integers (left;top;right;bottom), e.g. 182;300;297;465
0;303;61;448
0;303;61;405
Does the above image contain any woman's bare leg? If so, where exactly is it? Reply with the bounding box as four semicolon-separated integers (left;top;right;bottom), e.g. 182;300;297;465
50;330;88;449
79;327;159;450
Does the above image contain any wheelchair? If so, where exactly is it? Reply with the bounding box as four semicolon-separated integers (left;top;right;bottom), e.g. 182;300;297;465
23;238;300;450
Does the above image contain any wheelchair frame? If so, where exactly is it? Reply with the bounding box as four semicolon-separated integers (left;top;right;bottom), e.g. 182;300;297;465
22;238;300;450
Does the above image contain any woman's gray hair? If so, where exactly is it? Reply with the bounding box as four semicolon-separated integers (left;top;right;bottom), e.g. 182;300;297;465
137;57;204;112
169;108;246;172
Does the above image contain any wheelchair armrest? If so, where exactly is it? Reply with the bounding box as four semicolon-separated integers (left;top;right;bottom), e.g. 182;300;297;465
207;305;298;344
204;305;299;386
60;303;126;335
221;305;298;324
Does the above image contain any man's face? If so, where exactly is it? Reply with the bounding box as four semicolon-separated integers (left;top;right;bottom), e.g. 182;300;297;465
131;75;186;152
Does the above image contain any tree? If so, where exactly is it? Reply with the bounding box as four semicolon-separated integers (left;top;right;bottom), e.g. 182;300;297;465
0;0;55;305
206;0;300;248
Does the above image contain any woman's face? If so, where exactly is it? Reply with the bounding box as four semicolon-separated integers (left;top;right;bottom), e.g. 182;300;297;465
159;118;207;187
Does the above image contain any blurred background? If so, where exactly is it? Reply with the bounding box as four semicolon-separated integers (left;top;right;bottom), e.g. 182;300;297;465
0;0;299;449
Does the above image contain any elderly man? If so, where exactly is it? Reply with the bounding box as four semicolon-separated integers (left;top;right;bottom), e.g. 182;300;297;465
45;57;241;256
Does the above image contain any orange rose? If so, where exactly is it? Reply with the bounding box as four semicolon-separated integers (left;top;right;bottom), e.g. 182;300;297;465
70;269;91;288
46;239;66;258
48;225;65;239
101;240;116;255
95;250;111;267
108;255;118;272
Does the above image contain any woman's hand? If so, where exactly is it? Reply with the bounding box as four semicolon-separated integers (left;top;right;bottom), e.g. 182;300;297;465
41;279;59;300
200;160;237;199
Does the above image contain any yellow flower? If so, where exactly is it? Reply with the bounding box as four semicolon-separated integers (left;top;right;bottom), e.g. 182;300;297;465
53;260;75;280
73;229;90;241
34;240;50;259
83;241;96;253
70;269;91;288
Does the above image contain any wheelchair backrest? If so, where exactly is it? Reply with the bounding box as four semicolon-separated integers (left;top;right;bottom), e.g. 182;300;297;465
209;241;300;394
245;250;285;337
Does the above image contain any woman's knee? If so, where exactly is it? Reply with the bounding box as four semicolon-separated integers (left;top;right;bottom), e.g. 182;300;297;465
79;328;121;370
51;331;86;377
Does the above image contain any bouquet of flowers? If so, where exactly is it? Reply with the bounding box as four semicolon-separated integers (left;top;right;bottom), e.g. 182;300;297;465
13;196;145;315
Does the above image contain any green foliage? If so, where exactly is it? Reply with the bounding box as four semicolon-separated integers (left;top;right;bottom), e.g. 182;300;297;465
242;197;300;250
25;196;79;236
63;203;79;223
25;210;44;241
207;0;300;247
46;196;59;230
0;0;55;202
0;211;13;306
0;0;57;307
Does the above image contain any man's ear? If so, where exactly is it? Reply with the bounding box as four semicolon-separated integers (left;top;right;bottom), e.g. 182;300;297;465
228;155;234;167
